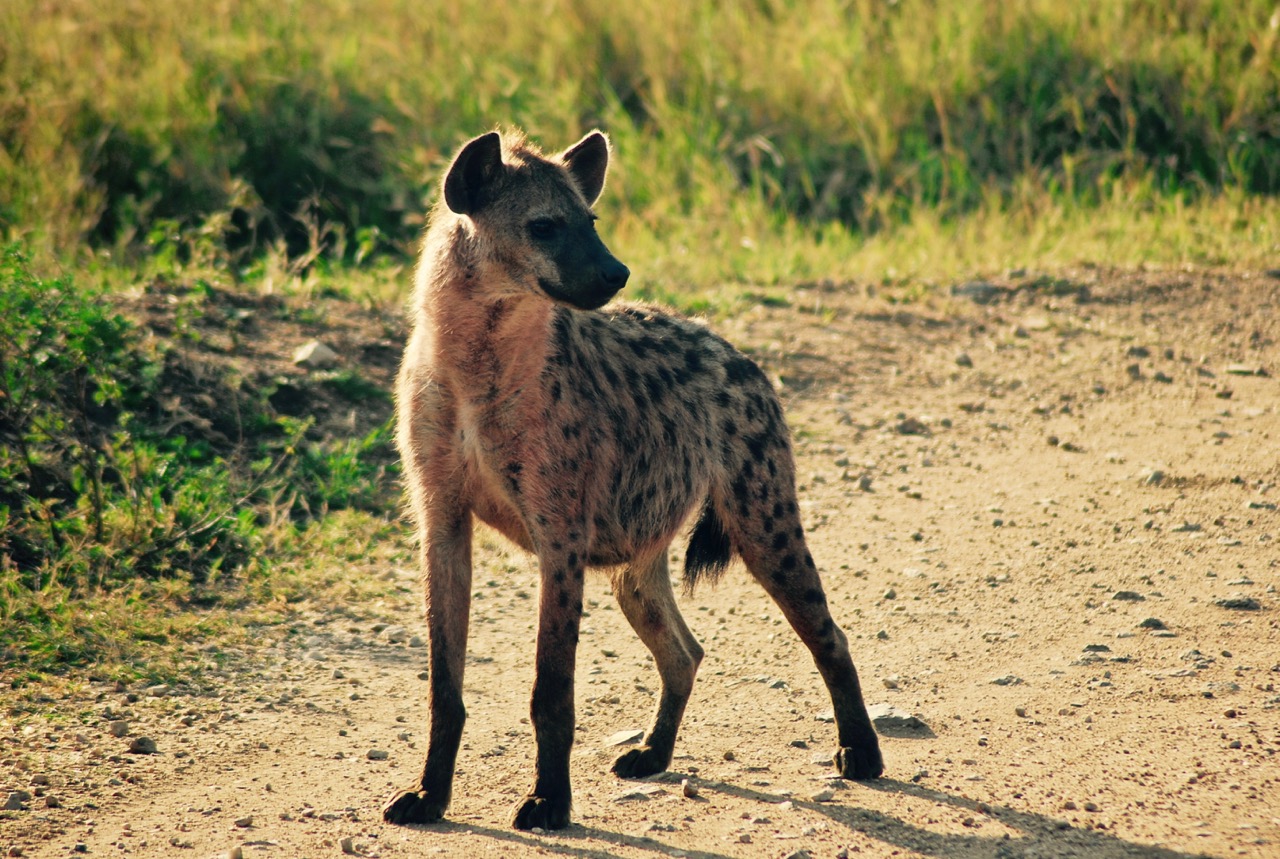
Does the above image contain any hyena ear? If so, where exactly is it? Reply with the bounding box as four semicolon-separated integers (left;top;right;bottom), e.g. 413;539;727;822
444;131;506;215
560;130;611;206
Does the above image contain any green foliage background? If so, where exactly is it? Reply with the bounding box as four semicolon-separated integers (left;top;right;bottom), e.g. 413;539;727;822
2;0;1277;266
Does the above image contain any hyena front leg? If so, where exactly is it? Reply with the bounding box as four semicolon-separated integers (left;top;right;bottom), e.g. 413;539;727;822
383;505;474;824
512;543;587;831
611;552;704;779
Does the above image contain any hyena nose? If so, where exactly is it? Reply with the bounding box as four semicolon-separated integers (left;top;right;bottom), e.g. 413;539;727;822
602;260;630;290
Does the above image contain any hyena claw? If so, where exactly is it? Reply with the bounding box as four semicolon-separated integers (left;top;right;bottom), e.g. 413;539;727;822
382;789;447;825
512;793;571;831
611;745;671;779
835;744;886;780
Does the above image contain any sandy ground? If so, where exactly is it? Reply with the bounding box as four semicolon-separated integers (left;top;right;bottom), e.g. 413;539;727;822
3;268;1278;859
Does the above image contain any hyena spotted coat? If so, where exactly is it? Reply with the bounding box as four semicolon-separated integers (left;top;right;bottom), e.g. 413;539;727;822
384;129;883;831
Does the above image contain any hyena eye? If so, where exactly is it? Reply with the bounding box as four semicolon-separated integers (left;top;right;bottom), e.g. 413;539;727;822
527;218;558;241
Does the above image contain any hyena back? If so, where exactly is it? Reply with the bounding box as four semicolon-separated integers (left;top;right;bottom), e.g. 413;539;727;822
384;128;883;832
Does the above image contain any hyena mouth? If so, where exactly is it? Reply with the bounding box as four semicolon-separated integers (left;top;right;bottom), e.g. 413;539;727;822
537;276;626;311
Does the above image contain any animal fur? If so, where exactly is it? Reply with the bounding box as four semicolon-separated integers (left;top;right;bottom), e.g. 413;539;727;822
383;128;883;832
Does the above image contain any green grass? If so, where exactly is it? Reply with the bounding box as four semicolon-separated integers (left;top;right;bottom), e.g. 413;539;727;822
0;246;400;683
2;0;1277;282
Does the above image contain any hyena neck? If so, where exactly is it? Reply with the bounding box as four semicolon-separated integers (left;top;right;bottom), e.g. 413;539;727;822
416;224;554;403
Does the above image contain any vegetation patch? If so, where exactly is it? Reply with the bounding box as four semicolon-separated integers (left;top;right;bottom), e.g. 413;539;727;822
0;246;403;682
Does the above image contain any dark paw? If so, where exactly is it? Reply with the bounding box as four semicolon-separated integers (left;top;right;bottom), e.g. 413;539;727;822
512;793;571;830
611;745;670;779
835;743;885;780
383;790;447;825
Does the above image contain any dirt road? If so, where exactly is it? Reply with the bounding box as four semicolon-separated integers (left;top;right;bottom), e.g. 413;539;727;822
3;268;1278;858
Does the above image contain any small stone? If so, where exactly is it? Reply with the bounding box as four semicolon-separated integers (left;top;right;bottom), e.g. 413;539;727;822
723;750;736;761
234;815;254;828
292;340;340;369
613;784;667;802
1215;595;1261;611
955;352;974;368
128;736;158;754
867;703;929;733
681;779;698;798
1015;707;1027;718
875;629;889;640
381;625;409;643
1112;591;1145;602
340;836;361;855
811;751;835;766
225;848;244;859
883;588;897;600
895;417;929;436
1084;801;1099;812
605;729;645;747
990;675;1023;686
1138;617;1167;630
44;794;61;808
366;749;390;760
4;790;31;811
108;719;129;737
812;789;835;803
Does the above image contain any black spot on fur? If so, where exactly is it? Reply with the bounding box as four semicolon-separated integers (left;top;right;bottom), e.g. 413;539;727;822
772;532;790;551
685;349;704;373
714;390;732;408
780;553;797;572
803;588;826;605
550;380;562;402
724;418;738;436
724;356;762;385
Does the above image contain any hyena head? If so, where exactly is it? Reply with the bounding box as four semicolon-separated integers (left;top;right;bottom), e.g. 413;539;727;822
442;129;630;310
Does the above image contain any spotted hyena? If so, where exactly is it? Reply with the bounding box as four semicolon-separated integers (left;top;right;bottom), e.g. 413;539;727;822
383;128;883;831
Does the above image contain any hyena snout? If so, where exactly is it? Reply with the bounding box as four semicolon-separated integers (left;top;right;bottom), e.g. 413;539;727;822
547;234;629;310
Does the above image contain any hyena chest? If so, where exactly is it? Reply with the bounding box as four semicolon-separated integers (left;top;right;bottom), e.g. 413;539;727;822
455;399;537;550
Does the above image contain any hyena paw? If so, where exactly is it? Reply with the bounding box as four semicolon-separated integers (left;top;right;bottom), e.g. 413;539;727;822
611;745;670;779
834;743;885;780
512;793;571;830
383;789;447;825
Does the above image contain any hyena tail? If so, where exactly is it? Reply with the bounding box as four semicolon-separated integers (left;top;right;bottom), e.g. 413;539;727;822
683;501;733;590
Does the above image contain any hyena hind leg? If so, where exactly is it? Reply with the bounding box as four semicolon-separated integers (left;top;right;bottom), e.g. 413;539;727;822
726;500;884;780
611;552;704;778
